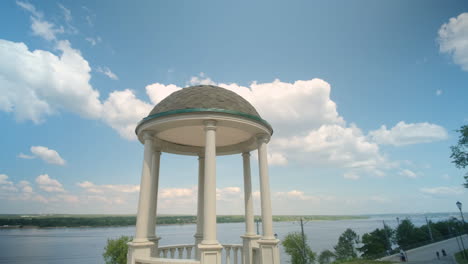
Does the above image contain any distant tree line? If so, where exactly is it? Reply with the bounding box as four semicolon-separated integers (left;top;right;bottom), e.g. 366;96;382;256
0;214;365;228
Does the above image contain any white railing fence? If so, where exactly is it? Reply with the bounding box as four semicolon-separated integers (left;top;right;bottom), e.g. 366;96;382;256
158;244;195;259
222;244;243;264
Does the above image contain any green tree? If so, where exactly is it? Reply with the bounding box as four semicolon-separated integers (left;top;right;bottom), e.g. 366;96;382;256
334;228;359;261
396;219;430;250
358;226;393;259
451;125;468;187
282;232;316;264
103;236;132;264
318;249;335;264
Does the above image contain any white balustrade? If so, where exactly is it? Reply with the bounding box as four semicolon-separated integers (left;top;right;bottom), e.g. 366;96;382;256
137;243;243;264
222;244;243;264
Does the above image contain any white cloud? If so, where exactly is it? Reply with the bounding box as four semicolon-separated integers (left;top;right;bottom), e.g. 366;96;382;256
77;181;139;194
85;37;101;46
436;89;443;96
96;66;118;80
31;17;64;41
18;153;35;159
0;174;14;186
35;174;65;193
399;169;418;178
343;172;360;180
146;83;181;105
17;1;64;41
30;146;66;165
268;152;288;166
369;121;448;146
16;1;42;18
420;186;464;195
0;39;102;123
438;13;468;71
58;4;72;22
101;89;152;139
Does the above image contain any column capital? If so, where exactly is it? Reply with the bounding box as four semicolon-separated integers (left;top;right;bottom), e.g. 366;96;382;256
204;120;217;131
141;131;154;141
242;152;250;158
256;134;270;144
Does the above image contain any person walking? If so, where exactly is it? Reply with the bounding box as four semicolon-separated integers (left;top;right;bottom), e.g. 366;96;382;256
436;251;440;259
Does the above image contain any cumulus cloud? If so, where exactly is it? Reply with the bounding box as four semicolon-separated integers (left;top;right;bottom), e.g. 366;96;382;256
369;121;448;146
96;66;118;80
0;39;102;123
85;36;101;46
101;89;152;139
36;174;65;193
58;4;72;22
420;186;464;195
343;172;360;180
438;13;468;71
30;146;66;165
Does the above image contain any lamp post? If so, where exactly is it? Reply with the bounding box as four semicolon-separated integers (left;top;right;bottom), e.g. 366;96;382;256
457;201;466;226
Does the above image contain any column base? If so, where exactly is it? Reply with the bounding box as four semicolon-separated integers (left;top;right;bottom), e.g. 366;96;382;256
127;240;156;264
198;243;223;264
127;237;161;264
257;239;280;264
241;234;261;264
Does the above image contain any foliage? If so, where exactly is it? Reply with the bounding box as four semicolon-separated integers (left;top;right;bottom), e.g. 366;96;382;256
358;225;393;259
318;249;335;264
282;232;316;264
334;228;359;261
396;219;430;250
455;249;468;264
103;236;131;264
450;125;468;187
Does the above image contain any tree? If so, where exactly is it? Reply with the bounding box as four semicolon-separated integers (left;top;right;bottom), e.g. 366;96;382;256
282;232;316;264
103;236;132;264
451;125;468;187
318;249;335;264
358;226;393;259
334;228;359;261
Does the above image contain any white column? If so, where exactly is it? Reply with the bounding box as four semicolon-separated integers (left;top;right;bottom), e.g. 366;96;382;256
202;120;218;245
134;132;155;242
256;134;280;264
147;150;161;241
194;155;205;259
243;152;255;236
257;135;274;240
241;152;260;264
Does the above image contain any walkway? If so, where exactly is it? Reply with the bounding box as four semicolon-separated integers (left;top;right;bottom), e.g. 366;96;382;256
380;235;468;264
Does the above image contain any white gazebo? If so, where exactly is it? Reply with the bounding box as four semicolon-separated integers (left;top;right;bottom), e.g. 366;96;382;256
127;85;280;264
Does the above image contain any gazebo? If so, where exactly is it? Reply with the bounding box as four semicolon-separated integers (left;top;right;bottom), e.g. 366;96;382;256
127;85;280;264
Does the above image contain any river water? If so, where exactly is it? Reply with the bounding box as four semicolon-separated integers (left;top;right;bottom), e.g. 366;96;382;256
0;213;461;264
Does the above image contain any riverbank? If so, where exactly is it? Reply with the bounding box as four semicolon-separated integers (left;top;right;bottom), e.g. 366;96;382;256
0;214;368;229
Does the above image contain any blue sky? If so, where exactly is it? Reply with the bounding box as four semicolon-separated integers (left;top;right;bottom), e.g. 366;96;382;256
0;0;467;215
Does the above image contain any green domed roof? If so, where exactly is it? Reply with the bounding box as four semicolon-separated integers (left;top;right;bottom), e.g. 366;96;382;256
148;85;261;117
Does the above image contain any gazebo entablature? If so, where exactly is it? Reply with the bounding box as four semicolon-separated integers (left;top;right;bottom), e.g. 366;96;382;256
127;85;281;264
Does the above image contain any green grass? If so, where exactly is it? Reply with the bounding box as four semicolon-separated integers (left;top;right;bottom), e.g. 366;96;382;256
455;249;468;264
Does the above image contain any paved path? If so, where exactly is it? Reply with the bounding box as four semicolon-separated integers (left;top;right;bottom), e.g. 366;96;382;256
380;235;468;263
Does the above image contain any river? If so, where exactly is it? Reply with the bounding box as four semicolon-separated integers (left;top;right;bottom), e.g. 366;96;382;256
0;213;461;264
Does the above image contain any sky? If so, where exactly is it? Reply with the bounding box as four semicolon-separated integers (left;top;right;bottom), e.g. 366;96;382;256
0;0;467;215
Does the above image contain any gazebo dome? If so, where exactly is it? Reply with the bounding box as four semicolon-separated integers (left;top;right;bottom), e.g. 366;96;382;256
135;85;272;156
149;85;261;119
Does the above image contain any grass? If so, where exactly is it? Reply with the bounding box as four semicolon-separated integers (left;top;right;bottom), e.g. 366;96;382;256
455;249;468;264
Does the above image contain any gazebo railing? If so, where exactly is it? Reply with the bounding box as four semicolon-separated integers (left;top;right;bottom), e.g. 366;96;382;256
222;244;243;264
158;244;195;259
153;244;243;264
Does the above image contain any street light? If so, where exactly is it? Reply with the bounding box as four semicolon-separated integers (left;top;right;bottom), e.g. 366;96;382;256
457;201;466;225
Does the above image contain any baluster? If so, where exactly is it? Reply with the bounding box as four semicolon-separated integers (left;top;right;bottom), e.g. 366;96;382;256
233;247;239;264
170;248;176;258
187;246;193;259
240;247;244;264
177;247;184;259
163;249;168;258
225;246;231;264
